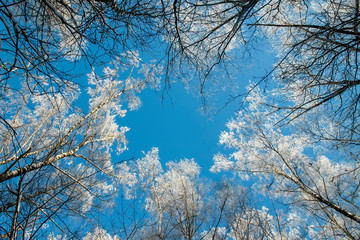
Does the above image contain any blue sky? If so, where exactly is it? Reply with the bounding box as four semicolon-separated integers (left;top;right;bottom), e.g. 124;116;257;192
124;85;231;173
122;49;275;176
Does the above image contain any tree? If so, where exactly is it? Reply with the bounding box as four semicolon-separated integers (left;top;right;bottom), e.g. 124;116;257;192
161;1;360;235
158;0;360;123
0;0;168;132
212;87;360;239
0;53;162;239
0;0;261;115
2;0;360;238
115;148;311;240
255;0;360;144
117;148;211;239
82;227;120;240
163;0;360;238
160;0;260;108
2;0;358;120
0;0;162;85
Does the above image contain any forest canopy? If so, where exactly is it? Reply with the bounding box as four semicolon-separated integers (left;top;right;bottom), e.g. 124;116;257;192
1;0;360;239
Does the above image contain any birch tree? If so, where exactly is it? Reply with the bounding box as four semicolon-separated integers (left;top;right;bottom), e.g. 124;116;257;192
256;0;360;143
116;148;306;240
118;148;209;239
2;0;358;115
212;87;360;239
0;53;162;239
158;0;360;118
0;0;168;134
0;0;162;87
